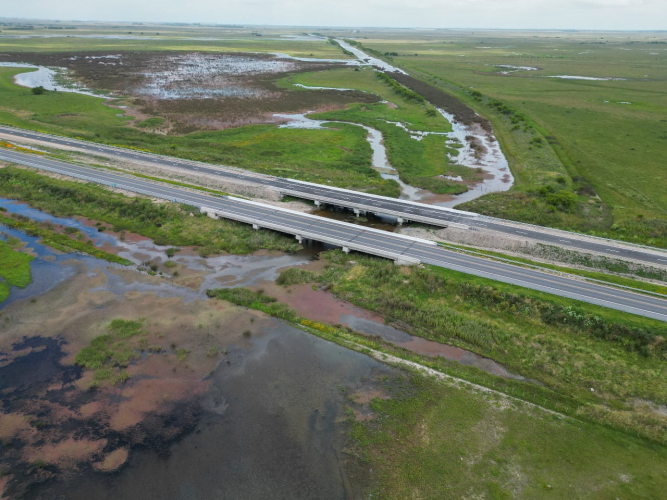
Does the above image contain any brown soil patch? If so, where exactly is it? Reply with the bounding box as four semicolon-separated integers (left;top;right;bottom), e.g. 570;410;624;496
260;283;385;326
92;447;129;472
0;413;34;441
389;72;491;130
26;438;107;470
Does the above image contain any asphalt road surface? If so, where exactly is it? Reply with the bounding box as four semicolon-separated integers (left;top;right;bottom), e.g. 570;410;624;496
1;148;666;322
1;125;666;268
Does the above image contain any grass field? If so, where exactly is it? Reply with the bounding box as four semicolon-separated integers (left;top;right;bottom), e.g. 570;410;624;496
353;373;667;499
0;237;33;303
343;30;667;246
0;26;353;59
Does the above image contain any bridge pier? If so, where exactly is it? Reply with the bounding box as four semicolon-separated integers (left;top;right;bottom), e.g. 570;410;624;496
295;235;303;243
353;208;360;217
252;223;260;230
201;208;218;220
396;217;404;225
314;200;322;207
342;246;350;254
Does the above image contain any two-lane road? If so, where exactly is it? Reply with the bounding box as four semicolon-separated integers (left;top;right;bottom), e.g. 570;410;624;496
2;148;667;322
1;125;666;267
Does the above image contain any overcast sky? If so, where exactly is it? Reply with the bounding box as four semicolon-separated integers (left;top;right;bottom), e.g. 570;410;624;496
4;0;666;31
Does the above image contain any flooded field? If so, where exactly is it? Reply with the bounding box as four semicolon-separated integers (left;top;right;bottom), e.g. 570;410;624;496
275;106;512;206
0;51;377;132
0;200;399;498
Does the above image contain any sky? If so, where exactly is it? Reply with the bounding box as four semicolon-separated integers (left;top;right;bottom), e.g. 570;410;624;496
3;0;666;31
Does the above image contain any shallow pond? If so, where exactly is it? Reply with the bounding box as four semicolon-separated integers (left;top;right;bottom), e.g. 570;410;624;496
0;202;396;498
0;62;106;97
37;321;390;499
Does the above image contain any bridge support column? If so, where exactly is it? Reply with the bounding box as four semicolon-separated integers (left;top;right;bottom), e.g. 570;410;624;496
395;258;412;266
314;200;321;207
396;217;404;225
342;246;350;254
252;224;260;230
295;235;303;243
200;208;218;220
353;208;360;217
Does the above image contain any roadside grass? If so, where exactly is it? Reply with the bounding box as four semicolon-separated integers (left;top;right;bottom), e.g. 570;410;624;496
0;167;301;255
208;281;667;498
0;67;397;196
437;241;667;296
0;238;33;303
358;33;667;247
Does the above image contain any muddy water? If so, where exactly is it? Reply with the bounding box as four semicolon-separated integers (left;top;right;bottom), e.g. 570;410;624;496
264;284;525;381
298;41;515;208
334;39;407;74
33;321;391;500
0;202;397;498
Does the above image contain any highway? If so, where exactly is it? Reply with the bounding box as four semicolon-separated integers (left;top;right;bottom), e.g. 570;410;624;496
1;125;666;267
1;148;667;322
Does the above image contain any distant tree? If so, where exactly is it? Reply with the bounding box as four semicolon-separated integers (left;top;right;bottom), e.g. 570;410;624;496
31;86;46;95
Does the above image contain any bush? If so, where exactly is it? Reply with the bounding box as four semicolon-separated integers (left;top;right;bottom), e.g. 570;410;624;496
31;86;46;95
276;267;318;286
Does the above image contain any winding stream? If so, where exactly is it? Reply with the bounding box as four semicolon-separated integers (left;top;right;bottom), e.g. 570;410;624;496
279;39;514;207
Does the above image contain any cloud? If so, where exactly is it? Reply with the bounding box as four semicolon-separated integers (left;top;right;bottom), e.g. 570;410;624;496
1;0;666;29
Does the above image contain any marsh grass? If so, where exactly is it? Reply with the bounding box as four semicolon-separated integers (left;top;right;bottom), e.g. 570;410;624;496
75;319;145;385
0;239;33;303
0;212;131;265
275;267;318;286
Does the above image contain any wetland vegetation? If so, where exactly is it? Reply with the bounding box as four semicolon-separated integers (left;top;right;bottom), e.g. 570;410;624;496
1;21;667;499
0;237;33;303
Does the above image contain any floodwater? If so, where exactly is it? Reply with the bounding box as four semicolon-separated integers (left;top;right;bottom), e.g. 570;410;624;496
0;198;315;304
334;39;407;74
494;64;540;75
135;53;297;100
0;62;106;97
30;321;391;500
0;200;396;499
265;283;525;381
545;75;626;81
431;109;513;207
274;107;513;207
